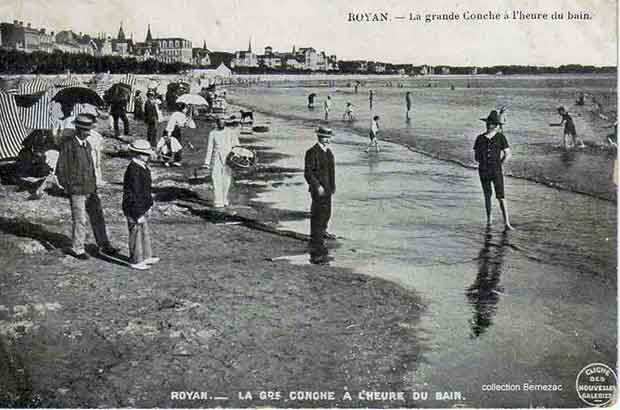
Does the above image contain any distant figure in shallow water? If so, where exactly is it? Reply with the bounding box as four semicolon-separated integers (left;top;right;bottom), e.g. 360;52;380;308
308;93;316;109
366;115;381;153
323;95;331;121
405;91;412;121
550;106;585;149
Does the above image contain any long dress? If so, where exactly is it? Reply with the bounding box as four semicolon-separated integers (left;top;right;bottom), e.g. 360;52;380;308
204;128;240;207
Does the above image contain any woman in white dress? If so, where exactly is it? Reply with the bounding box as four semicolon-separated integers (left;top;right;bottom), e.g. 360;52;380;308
203;118;240;208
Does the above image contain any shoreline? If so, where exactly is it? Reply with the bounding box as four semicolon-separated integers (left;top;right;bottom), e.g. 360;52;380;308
228;92;617;203
0;107;429;408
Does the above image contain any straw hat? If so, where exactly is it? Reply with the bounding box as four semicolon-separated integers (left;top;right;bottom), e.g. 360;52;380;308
316;127;333;138
72;113;96;130
128;139;154;156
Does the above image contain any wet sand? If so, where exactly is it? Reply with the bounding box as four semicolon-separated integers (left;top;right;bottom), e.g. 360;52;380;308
0;77;616;408
0;112;425;408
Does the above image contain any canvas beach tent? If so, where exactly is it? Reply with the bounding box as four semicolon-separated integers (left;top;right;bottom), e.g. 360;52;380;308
14;78;54;130
0;91;29;160
119;74;137;113
53;75;91;116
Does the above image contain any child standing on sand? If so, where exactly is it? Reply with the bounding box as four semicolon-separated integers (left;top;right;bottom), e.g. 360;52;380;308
123;140;159;270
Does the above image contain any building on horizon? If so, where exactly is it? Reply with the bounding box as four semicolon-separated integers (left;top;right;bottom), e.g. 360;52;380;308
192;41;211;66
55;30;95;54
257;46;281;69
156;37;192;64
0;20;56;53
233;38;258;68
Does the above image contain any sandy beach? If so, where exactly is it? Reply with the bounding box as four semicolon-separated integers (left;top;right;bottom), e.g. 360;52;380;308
0;74;616;408
0;107;429;407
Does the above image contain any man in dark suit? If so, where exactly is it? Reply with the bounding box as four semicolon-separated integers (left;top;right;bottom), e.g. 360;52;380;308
110;95;130;138
304;127;336;264
144;91;159;148
56;114;118;259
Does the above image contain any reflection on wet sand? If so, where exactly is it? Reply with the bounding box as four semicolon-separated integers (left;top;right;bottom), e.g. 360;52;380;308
466;229;508;338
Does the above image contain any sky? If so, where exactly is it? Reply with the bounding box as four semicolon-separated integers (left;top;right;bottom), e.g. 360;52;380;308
0;0;617;66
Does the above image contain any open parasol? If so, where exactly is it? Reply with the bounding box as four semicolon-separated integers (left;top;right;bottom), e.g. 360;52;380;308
53;87;104;107
176;93;208;105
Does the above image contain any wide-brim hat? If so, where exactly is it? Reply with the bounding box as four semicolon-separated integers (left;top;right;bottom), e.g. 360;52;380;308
480;110;501;125
316;127;333;138
72;113;96;130
129;139;154;156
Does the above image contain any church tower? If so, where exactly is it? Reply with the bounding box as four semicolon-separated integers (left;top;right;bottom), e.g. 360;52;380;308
146;24;153;42
117;22;125;41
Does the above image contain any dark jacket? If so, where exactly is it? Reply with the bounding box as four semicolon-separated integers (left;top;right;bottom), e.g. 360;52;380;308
144;99;158;124
473;132;509;178
134;95;144;119
110;99;127;116
304;143;335;199
122;160;153;220
56;136;97;195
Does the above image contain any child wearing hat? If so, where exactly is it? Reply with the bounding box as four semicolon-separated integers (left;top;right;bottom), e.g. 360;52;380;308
123;139;159;270
473;110;514;230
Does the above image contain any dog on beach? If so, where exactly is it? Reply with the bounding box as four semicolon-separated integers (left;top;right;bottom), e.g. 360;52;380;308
240;110;254;123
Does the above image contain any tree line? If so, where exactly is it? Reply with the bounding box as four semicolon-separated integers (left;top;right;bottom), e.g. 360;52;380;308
0;49;615;75
0;49;194;74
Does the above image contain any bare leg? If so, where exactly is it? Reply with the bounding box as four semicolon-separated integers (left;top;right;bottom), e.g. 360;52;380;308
498;199;514;230
563;133;568;149
484;190;493;225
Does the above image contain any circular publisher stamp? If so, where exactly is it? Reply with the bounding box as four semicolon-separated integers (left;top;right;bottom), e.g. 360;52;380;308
576;363;617;406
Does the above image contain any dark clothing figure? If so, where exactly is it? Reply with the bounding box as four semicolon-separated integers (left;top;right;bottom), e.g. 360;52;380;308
134;94;144;120
144;98;159;148
122;161;154;220
473;132;509;199
56;137;97;195
123;159;154;266
474;132;509;178
560;112;577;137
304;143;336;261
110;99;130;137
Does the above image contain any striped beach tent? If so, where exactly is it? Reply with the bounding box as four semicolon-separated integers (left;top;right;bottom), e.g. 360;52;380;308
14;79;53;130
54;77;83;88
119;74;136;112
95;78;113;97
17;77;51;95
0;92;28;159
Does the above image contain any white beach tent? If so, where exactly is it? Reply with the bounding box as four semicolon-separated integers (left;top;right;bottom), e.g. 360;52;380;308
193;63;233;78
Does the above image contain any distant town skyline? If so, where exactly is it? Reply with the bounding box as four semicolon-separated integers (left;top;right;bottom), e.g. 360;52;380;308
0;0;616;66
